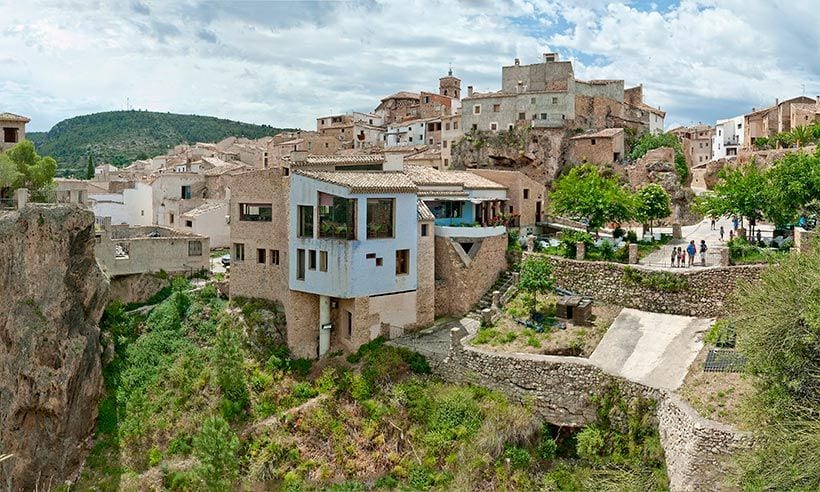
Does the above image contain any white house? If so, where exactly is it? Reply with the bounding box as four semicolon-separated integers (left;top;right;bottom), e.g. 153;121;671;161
713;115;744;160
89;182;153;226
385;119;429;147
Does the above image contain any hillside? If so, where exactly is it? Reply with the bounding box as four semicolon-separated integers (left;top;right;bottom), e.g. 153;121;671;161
27;110;295;177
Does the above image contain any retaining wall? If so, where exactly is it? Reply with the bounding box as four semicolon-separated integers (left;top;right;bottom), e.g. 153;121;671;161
539;254;764;317
436;327;751;491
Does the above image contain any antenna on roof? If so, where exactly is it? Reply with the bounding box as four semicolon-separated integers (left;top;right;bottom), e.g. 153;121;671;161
448;60;453;77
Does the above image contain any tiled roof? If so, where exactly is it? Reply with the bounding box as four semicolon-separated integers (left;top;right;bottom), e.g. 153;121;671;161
203;162;251;176
570;128;624;139
295;154;385;167
295;170;418;194
417;200;435;221
381;91;420;101
0;112;30;122
182;200;226;218
404;165;506;190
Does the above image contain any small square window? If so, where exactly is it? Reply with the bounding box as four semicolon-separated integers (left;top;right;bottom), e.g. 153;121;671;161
188;241;202;257
185;220;193;227
421;224;429;236
492;104;501;112
471;124;477;130
473;105;481;115
523;189;530;199
552;97;558;104
234;243;245;262
396;249;409;275
490;122;498;131
442;140;447;148
366;253;376;259
319;251;328;272
376;257;383;267
530;97;536;104
518;112;526;121
257;248;266;264
270;249;280;265
309;250;317;270
591;138;596;145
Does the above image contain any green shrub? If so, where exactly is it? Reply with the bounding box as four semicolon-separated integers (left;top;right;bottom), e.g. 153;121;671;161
599;240;615;260
429;389;483;439
503;445;532;470
626;230;638;243
193;416;239;490
288;358;312;377
560;230;594;258
347;337;386;364
213;323;249;416
292;382;318;400
537;435;558;461
576;426;606;460
705;319;736;347
622;266;689;292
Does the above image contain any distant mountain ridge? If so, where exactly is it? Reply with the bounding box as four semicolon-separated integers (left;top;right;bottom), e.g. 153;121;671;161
27;110;295;177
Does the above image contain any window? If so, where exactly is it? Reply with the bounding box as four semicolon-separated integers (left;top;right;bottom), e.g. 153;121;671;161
319;251;328;272
319;193;356;239
346;310;353;339
396;249;409;275
270;249;280;265
540;113;547;120
283;167;290;176
234;243;245;262
552;97;558;104
490;122;498;131
263;157;268;168
185;220;192;227
257;248;266;264
508;124;514;131
453;121;458;130
3;127;18;143
423;95;430;103
471;124;477;130
375;257;383;266
240;203;273;222
518;112;526;121
298;205;314;237
473;105;481;115
169;213;174;224
445;122;450;130
442;140;447;148
367;198;394;238
188;241;202;256
591;139;596;145
421;224;429;236
492;104;501;112
296;249;305;280
530;97;536;104
308;250;317;270
523;189;530;199
429;138;433;145
181;185;192;199
444;158;449;166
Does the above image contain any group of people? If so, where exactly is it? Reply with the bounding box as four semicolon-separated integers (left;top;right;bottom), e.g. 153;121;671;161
670;239;708;268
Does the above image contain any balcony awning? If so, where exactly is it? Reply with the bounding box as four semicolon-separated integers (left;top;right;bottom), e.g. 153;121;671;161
469;198;507;204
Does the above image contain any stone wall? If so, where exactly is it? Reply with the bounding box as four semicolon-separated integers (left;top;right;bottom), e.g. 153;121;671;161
108;273;170;304
436;327;751;491
434;232;507;316
540;254;764;317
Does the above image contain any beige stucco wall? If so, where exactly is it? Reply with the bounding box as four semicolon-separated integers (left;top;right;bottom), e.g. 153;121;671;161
470;169;546;227
434;232;507;316
569;133;624;165
95;233;210;278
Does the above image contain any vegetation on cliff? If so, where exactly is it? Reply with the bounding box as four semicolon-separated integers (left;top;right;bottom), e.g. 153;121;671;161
0;140;56;201
27;110;293;177
628;132;688;184
78;279;668;490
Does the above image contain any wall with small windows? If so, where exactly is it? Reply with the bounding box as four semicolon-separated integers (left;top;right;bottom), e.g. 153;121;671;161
289;174;419;298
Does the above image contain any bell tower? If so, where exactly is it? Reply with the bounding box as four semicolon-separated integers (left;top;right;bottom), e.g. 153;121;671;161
439;66;461;100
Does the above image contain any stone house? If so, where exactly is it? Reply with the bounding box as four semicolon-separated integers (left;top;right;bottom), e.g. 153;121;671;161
228;155;526;358
0;112;29;151
374;92;421;125
569;128;625;165
385;118;431;147
95;223;209;278
743;96;817;147
468;169;546;231
440;112;463;169
670;124;714;166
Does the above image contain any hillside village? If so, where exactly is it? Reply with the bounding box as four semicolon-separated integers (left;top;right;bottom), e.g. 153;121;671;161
1;50;820;491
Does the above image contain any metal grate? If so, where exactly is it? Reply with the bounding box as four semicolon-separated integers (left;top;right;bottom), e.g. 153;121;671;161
704;348;746;372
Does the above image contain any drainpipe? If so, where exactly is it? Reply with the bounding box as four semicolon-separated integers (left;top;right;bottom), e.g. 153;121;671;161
319;295;331;357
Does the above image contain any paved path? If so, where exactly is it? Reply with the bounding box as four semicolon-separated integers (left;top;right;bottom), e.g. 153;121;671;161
388;317;479;360
589;308;712;390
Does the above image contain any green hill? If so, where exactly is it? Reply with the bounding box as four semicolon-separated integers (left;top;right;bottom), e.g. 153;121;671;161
27;110;296;177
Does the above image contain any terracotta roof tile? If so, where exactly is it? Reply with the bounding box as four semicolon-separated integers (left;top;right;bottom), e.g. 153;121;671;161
0;112;30;122
404;165;505;189
295;170;417;194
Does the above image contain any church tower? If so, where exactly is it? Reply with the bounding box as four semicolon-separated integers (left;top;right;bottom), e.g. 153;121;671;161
439;67;461;100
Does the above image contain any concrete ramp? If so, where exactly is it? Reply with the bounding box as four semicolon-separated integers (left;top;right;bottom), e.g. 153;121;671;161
589;308;711;390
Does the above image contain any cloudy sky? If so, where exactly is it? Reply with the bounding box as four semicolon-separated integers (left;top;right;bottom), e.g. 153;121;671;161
2;0;818;132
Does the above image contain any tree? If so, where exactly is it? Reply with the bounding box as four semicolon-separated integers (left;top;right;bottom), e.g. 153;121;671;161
518;255;555;314
193;415;240;490
634;184;671;235
732;240;820;490
629;132;689;184
86;154;94;180
549;164;634;231
762;149;820;226
213;320;249;417
3;141;56;195
695;161;767;238
788;125;813;149
0;152;21;190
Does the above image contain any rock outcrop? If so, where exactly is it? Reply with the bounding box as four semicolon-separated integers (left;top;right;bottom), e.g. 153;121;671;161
624;147;699;224
0;205;109;489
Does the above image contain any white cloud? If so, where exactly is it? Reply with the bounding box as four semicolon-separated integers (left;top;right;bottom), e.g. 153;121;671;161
0;0;817;132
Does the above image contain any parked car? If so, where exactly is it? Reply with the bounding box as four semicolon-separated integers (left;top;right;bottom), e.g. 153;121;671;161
221;254;230;267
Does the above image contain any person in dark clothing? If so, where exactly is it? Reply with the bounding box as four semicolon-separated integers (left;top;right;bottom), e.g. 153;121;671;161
700;240;708;266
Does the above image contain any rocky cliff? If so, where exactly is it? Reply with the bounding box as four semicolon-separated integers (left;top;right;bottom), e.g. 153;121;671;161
624;147;700;224
0;205;109;489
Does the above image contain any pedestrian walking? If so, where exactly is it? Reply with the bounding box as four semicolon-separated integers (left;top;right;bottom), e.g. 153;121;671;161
710;218;716;230
670;247;676;268
719;225;724;241
756;229;762;244
700;240;708;266
732;216;739;231
729;229;734;242
687;240;696;267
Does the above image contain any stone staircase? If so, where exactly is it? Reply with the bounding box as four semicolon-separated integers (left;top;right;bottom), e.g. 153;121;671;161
468;270;514;319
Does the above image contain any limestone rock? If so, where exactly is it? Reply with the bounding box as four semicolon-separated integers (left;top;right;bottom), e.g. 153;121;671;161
0;205;109;489
625;146;699;225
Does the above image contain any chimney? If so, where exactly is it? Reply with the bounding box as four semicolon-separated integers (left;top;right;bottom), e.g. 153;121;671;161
514;58;520;66
752;107;756;112
467;85;473;97
383;153;404;171
544;52;558;62
290;150;307;164
775;98;779;105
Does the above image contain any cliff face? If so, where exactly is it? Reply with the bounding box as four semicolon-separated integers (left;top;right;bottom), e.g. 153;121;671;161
0;205;109;489
624;147;699;225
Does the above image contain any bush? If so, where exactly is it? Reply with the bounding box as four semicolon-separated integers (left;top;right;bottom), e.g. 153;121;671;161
193;416;239;490
503;445;532;470
560;230;594;258
213;322;249;416
599;240;615;260
429;389;483;439
612;227;625;239
625;230;638;243
576;426;606;460
537;435;558;461
622;266;689;292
